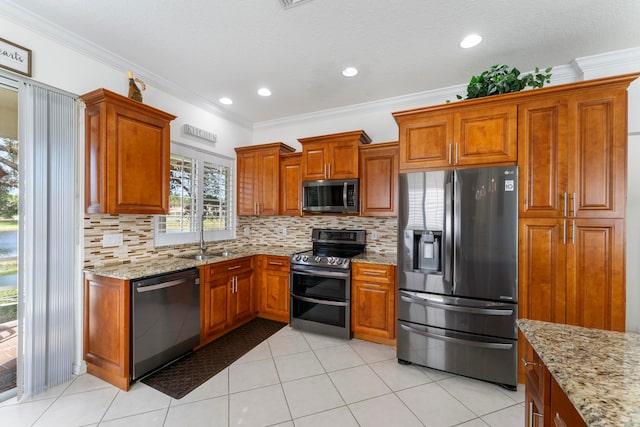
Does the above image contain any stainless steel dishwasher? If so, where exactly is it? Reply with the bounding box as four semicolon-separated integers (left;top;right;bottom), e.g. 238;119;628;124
131;267;200;381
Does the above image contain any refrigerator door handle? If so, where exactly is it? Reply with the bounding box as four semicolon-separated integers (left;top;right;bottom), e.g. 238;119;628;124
399;292;514;316
444;178;453;284
452;172;461;292
400;324;514;350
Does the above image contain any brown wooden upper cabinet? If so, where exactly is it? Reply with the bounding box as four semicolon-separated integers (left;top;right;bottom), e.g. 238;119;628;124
359;142;399;217
81;88;176;214
235;143;295;216
393;101;517;171
279;152;302;216
298;130;371;180
518;82;629;219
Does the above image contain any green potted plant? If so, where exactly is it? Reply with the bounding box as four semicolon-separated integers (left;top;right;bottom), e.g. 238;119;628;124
457;64;552;100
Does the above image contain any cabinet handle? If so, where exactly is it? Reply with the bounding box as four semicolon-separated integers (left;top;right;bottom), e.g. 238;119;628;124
328;163;331;178
554;413;568;427
268;261;283;266
362;271;382;276
563;219;567;245
563;192;568;217
363;283;381;287
572;220;575;245
521;358;538;367
324;163;327;179
455;143;459;164
572;192;576;217
448;143;453;164
529;402;544;427
254;202;257;216
228;265;242;271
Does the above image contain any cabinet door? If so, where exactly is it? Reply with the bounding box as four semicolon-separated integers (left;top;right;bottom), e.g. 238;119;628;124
518;98;568;217
258;151;280;215
302;142;328;180
328;140;359;179
231;270;254;324
398;112;452;171
565;218;625;331
568;88;627;219
279;154;302;216
351;280;395;340
518;219;567;324
108;104;171;214
202;277;230;340
260;268;290;322
454;104;517;166
236;151;258;215
359;143;398;217
83;274;130;391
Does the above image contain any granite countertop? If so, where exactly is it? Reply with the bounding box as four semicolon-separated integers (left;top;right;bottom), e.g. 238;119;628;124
352;252;397;266
84;246;306;280
518;319;640;426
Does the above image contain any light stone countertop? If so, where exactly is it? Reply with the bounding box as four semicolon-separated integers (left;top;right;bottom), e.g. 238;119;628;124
518;319;640;426
84;246;306;280
352;251;397;266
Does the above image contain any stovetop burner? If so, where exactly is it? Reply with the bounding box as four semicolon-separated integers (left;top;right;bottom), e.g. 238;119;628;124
290;229;366;269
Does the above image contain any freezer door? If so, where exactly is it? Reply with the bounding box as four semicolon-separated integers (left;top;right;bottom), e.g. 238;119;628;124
397;320;517;388
398;290;518;339
454;166;518;301
398;171;454;295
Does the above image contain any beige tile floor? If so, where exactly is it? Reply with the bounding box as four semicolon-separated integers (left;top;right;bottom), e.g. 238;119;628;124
0;326;524;426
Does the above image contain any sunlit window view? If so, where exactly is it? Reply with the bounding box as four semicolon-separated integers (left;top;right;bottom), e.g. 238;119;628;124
0;87;18;396
156;151;232;244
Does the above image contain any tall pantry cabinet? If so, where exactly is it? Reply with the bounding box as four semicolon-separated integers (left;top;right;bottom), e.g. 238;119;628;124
517;74;636;381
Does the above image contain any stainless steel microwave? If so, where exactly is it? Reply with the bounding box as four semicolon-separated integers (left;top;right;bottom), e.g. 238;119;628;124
302;179;359;213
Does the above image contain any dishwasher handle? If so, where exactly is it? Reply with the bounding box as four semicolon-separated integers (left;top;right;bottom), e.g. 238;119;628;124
136;278;196;293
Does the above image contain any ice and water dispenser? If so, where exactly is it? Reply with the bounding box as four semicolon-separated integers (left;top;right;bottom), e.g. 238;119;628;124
403;229;442;273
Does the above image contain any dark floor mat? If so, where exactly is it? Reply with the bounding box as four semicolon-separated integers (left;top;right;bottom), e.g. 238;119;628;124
141;318;286;399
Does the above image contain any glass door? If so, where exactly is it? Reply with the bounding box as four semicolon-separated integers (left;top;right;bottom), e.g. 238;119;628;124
0;85;18;400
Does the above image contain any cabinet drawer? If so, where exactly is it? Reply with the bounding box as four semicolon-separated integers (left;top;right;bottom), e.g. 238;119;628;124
208;257;252;278
262;255;290;271
352;263;395;283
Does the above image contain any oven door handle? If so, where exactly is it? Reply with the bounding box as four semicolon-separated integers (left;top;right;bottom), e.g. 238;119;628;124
292;294;349;307
291;268;350;279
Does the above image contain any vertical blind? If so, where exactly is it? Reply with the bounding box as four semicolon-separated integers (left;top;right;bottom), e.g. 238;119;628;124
18;83;77;398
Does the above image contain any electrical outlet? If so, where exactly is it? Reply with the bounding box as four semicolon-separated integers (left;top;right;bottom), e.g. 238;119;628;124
244;226;250;236
282;227;287;236
103;233;123;247
371;230;378;241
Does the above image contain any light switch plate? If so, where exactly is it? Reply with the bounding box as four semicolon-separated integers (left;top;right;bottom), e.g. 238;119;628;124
243;226;250;236
371;230;378;240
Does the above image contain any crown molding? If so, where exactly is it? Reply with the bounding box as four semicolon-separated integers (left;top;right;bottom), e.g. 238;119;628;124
572;46;640;77
254;64;581;131
0;0;252;129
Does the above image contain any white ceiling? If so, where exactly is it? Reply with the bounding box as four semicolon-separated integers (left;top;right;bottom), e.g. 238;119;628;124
6;0;640;124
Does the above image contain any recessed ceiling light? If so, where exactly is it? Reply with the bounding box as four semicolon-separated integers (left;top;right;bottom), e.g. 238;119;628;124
219;97;233;105
257;87;272;97
342;67;358;77
460;34;483;48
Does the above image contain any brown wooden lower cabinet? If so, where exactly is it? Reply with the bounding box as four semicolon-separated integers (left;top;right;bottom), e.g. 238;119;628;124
351;262;396;345
83;273;131;391
200;257;256;346
522;340;586;427
257;255;290;323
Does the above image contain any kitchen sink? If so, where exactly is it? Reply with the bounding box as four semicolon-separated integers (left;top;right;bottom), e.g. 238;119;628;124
178;251;234;260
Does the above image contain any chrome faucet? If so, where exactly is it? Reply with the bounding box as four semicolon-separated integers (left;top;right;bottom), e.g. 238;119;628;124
199;213;207;254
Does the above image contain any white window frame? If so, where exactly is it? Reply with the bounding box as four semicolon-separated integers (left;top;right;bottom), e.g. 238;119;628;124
154;142;235;246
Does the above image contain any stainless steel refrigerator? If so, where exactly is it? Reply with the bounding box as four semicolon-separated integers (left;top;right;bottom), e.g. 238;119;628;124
397;166;518;389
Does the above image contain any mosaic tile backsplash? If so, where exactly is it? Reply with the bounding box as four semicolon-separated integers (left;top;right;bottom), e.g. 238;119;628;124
84;214;398;268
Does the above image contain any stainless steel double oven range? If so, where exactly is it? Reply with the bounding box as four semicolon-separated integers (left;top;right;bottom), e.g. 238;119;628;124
289;229;366;339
